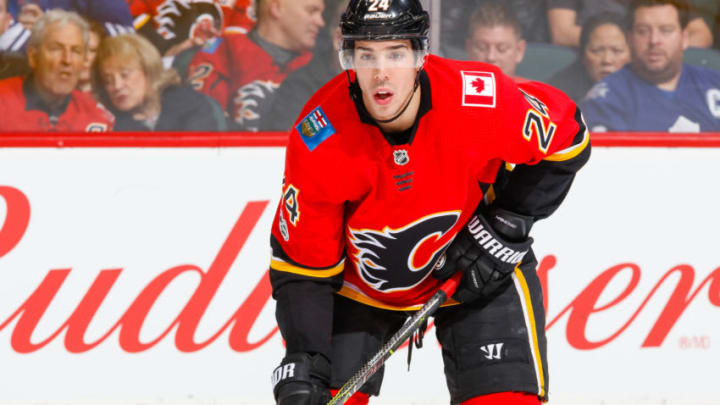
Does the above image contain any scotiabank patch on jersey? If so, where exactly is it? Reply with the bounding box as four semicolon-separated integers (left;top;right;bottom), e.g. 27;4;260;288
348;212;460;293
296;106;336;151
461;71;496;108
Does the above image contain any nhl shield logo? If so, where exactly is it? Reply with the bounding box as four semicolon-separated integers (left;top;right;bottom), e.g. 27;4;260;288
393;149;409;166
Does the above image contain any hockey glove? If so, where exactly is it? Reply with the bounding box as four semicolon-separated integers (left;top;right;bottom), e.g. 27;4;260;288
434;208;533;303
272;352;332;405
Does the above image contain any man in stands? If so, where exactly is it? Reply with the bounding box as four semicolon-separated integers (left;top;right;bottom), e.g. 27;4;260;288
259;0;347;131
465;1;526;78
186;0;325;131
581;0;720;132
0;9;114;131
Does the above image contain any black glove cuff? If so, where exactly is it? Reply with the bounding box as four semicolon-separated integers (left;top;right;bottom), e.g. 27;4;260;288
271;353;330;399
487;208;534;242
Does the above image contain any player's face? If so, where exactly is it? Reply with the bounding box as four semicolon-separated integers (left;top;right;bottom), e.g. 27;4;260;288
99;56;149;112
629;5;688;84
466;25;525;76
354;40;419;122
27;22;86;103
78;31;101;90
277;0;325;51
583;23;630;82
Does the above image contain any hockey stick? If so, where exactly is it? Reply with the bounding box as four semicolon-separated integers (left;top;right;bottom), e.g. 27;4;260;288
327;271;463;405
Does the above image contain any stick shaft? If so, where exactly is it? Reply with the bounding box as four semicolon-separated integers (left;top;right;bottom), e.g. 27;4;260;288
327;272;462;405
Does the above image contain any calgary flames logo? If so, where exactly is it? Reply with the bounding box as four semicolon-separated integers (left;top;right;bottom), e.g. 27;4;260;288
348;212;460;292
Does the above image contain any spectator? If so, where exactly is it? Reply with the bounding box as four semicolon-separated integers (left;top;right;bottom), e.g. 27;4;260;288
260;0;346;131
465;1;526;78
76;18;104;92
185;0;324;131
93;33;225;131
440;0;549;60
547;0;713;48
581;0;720;132
548;12;630;101
0;9;114;131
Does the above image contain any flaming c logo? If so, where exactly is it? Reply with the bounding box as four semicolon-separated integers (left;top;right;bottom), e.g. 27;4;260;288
348;212;460;292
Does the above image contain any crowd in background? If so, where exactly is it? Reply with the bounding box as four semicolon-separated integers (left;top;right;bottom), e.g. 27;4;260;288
0;0;719;132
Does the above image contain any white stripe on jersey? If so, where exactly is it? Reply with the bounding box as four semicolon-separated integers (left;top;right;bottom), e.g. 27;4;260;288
0;23;30;52
104;22;118;37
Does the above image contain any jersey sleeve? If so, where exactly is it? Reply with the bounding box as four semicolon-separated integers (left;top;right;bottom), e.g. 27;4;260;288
186;38;231;110
268;102;348;357
490;74;591;220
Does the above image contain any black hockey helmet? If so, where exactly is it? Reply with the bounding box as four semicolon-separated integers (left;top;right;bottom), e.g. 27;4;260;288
340;0;429;42
339;0;430;69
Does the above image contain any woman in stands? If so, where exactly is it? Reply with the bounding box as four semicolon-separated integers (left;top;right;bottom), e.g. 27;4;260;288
93;33;226;131
548;12;630;102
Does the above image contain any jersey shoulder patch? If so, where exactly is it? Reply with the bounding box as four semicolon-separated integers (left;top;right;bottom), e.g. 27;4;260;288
296;106;336;152
461;70;496;108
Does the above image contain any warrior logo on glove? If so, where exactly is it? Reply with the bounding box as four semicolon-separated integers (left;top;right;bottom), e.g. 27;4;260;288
348;212;459;292
466;215;528;264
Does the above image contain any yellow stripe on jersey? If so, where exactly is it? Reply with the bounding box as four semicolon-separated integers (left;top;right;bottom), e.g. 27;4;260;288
133;13;151;30
337;284;461;311
513;268;546;398
224;26;249;35
270;257;344;278
544;124;590;162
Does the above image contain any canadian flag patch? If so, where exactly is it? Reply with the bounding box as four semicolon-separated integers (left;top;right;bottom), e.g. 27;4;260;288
461;71;496;108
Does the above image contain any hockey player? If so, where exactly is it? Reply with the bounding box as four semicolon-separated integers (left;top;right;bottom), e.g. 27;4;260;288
268;0;590;404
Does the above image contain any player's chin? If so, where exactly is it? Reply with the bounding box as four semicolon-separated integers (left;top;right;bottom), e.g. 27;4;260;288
368;106;399;122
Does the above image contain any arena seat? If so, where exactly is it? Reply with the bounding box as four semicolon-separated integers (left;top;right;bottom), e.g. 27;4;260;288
684;47;720;71
516;42;578;83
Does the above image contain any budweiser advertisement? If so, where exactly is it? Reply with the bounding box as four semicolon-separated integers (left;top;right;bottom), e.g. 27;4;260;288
0;146;718;405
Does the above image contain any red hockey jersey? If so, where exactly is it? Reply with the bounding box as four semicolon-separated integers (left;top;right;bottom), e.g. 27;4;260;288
0;77;115;132
129;0;254;32
269;54;590;310
186;32;312;129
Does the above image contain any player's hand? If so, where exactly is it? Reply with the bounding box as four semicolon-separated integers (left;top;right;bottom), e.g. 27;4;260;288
433;209;533;303
272;352;332;405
